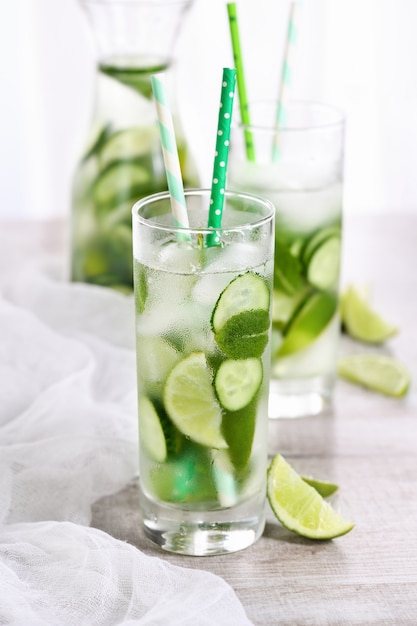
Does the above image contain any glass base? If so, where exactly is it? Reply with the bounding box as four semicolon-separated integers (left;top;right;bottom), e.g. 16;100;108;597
140;489;266;556
268;376;334;419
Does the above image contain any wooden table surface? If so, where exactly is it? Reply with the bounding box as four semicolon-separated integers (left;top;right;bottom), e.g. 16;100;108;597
4;213;416;624
91;213;417;626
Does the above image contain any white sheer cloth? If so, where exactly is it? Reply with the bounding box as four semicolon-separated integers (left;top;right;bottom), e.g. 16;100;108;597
0;253;253;625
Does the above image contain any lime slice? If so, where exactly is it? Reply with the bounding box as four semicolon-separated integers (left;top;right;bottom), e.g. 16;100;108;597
306;236;341;290
277;291;337;357
267;454;354;540
341;285;398;344
214;358;263;411
138;395;167;463
164;352;228;449
214;309;270;359
211;272;270;332
338;354;410;397
302;476;339;498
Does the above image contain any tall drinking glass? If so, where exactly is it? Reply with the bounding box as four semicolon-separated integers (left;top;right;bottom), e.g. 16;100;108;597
228;101;345;418
132;189;274;555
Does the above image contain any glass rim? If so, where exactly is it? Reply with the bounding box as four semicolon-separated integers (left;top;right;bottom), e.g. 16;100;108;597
132;188;275;235
235;99;345;133
81;0;193;6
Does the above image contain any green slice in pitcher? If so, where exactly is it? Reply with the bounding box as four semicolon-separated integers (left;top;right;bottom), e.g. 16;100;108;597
341;285;398;344
267;454;354;540
164;352;228;449
306;236;341;290
338;354;410;397
277;291;337;357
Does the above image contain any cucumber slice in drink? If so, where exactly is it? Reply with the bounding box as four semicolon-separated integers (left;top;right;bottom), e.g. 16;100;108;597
99;127;159;169
99;61;168;99
138;395;167;463
302;226;342;267
163;352;228;449
214;358;263;411
92;160;150;208
306;236;341;290
277;291;338;357
211;272;270;332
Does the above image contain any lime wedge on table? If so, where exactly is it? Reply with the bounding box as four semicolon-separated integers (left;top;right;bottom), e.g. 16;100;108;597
164;352;227;449
341;285;398;343
277;291;337;357
338;354;410;397
267;454;354;540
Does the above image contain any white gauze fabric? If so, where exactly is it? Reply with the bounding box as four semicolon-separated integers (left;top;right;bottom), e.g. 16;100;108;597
0;261;253;626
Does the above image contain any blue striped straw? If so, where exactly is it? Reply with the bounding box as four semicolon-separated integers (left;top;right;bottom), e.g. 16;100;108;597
272;1;300;160
151;74;190;238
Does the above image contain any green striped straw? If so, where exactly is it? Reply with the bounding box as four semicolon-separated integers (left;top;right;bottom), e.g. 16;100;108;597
226;2;255;162
206;67;236;248
272;1;300;160
151;73;191;241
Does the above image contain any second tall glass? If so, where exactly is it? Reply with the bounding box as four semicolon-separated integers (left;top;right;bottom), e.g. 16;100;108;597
228;101;345;418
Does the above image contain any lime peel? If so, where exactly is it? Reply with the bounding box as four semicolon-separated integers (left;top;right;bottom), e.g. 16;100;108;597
267;454;354;540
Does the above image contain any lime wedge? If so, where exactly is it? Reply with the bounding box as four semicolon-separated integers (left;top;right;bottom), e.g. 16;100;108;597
302;476;339;498
272;288;309;330
306;236;341;290
267;454;354;540
277;291;337;357
302;226;341;266
164;352;228;449
338;354;410;397
341;285;398;344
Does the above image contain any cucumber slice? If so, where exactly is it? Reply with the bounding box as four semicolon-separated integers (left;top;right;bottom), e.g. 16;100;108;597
92;160;150;209
214;358;263;411
99;127;159;169
302;226;342;267
211;272;270;333
138;395;167;463
306;236;341;290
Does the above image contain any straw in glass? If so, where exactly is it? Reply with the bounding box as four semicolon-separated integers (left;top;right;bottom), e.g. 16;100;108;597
206;67;236;248
226;2;255;162
272;1;300;161
151;73;191;240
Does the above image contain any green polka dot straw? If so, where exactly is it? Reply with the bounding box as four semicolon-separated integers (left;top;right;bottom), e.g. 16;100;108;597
206;67;237;247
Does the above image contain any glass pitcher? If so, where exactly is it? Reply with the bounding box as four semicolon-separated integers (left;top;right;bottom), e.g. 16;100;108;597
71;0;198;291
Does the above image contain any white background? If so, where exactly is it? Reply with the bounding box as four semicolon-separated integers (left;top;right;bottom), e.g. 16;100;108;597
2;0;417;220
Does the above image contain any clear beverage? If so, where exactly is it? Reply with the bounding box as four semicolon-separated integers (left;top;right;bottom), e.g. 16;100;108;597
133;190;274;555
229;101;345;418
71;57;198;291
